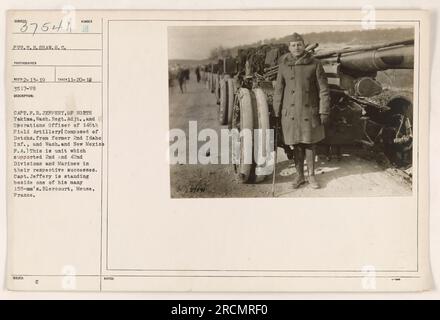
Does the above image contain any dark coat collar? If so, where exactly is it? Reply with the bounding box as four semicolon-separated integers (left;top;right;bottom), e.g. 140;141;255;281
282;52;314;66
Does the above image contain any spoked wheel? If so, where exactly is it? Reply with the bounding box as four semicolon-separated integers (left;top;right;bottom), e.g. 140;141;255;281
381;95;413;167
232;88;254;183
227;78;236;128
218;78;229;125
231;87;273;183
210;72;215;93
215;75;221;104
252;88;272;182
206;72;211;91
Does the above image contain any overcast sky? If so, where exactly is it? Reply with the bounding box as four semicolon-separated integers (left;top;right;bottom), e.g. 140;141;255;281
168;24;412;60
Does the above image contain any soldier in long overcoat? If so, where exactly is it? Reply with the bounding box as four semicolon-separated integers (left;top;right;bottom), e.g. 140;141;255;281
273;33;330;189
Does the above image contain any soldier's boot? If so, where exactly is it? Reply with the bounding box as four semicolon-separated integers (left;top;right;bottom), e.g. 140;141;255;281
306;147;320;189
292;146;306;189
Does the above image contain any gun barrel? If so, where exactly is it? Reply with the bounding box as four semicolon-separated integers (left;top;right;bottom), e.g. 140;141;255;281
315;39;414;59
337;44;414;73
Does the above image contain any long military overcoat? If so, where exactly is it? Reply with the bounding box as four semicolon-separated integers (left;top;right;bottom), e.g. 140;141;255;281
273;52;330;145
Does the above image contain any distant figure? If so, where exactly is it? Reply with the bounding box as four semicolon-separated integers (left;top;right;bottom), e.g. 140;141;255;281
168;70;174;88
176;65;186;93
184;68;190;81
195;66;201;83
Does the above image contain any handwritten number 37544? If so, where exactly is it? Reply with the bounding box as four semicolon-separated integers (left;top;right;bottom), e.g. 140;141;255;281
19;20;72;35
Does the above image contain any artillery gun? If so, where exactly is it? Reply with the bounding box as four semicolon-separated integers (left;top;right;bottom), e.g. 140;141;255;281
205;56;238;125
206;39;414;183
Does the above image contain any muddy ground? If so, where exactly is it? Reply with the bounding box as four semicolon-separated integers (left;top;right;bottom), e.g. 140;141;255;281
169;76;412;198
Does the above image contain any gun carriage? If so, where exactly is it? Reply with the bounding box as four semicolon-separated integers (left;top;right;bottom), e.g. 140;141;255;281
206;39;414;183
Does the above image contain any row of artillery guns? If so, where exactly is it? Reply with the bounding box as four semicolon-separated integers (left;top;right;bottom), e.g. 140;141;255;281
203;39;414;183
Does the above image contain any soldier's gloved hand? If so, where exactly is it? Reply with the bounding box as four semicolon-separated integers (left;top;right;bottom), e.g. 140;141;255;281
320;114;330;125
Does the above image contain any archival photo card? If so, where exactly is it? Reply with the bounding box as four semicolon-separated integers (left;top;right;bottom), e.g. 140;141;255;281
168;24;416;198
5;9;431;292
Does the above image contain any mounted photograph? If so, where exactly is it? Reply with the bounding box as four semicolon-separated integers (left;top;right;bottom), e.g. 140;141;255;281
168;24;415;198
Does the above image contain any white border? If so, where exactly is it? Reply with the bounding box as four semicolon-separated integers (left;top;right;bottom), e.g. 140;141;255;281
0;0;439;299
